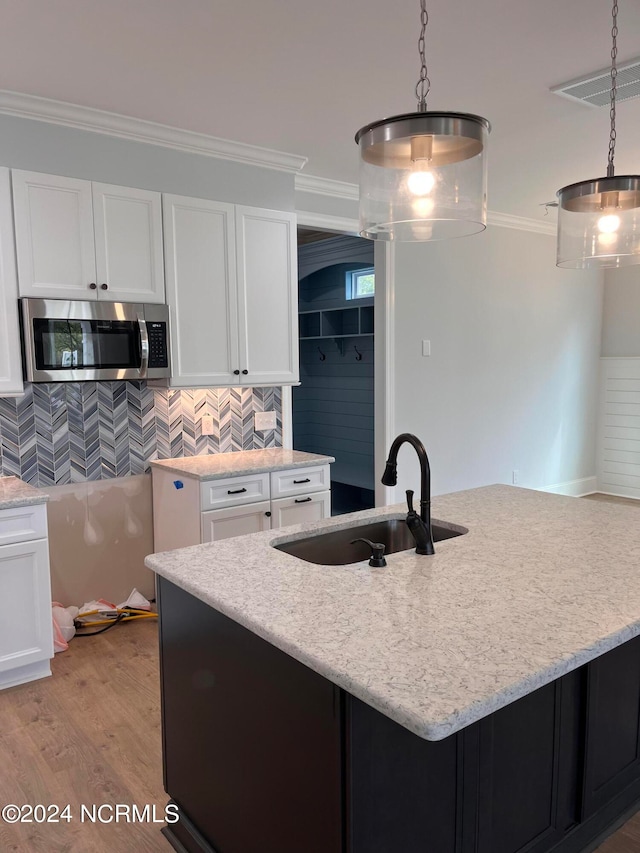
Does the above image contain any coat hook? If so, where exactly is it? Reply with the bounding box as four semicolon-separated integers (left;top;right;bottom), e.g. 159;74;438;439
317;347;326;361
354;345;363;361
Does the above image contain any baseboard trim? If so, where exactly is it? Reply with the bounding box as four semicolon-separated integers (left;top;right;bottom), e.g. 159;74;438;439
0;658;51;690
538;476;598;497
594;488;640;502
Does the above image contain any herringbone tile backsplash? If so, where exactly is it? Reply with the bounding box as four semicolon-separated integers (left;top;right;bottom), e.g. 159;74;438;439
0;382;282;487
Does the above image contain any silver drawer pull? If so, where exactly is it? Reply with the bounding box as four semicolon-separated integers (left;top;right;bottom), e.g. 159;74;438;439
295;497;312;504
293;478;311;484
227;487;248;495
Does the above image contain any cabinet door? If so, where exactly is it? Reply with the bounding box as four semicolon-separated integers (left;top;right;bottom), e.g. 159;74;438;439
158;578;343;853
12;170;97;299
470;672;583;853
0;168;23;395
93;183;165;303
163;195;239;387
582;635;640;817
0;538;53;674
270;491;331;529
235;206;299;386
201;500;272;543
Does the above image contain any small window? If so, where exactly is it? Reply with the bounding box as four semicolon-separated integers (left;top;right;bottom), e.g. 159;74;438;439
346;268;375;300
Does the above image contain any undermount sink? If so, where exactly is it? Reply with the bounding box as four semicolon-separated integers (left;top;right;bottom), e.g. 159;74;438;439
273;517;467;566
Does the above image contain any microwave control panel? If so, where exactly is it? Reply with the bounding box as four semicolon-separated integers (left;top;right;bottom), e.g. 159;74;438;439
147;322;169;368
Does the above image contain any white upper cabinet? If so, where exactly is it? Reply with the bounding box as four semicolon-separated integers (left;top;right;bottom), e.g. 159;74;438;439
163;196;299;388
0;168;24;395
13;170;96;299
236;206;299;386
12;170;164;303
92;183;164;303
163;195;238;387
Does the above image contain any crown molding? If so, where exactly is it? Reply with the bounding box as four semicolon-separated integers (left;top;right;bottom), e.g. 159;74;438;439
295;173;359;200
295;173;557;236
295;207;555;239
0;90;308;173
488;210;556;236
296;210;360;234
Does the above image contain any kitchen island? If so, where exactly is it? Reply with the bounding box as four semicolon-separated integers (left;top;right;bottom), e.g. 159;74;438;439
146;485;640;853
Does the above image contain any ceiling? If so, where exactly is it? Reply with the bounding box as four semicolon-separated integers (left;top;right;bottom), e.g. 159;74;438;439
1;0;640;221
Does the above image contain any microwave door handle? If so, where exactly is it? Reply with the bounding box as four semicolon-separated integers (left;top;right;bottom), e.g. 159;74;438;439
138;318;149;378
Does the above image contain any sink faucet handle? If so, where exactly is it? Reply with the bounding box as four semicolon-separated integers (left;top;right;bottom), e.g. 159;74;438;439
350;538;387;568
406;489;415;513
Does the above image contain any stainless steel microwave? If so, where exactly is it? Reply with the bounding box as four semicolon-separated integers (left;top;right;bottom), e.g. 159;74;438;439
20;298;171;382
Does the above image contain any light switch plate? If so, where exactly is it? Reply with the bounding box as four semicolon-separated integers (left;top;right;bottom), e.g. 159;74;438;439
422;340;431;357
254;411;277;431
201;415;214;435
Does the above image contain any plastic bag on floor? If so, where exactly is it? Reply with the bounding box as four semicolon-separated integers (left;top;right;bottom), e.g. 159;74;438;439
52;602;79;653
117;588;152;611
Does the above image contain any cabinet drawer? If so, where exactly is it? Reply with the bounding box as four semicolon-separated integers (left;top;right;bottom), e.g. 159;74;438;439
271;490;331;530
270;465;330;499
200;473;270;511
0;503;48;546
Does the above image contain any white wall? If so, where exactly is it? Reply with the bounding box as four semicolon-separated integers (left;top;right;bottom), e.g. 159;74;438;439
601;266;640;356
388;227;604;499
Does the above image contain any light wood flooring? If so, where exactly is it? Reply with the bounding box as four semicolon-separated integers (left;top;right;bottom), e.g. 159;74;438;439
0;619;168;852
0;491;639;852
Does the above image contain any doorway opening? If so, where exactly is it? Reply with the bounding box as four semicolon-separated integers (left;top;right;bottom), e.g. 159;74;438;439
293;229;375;515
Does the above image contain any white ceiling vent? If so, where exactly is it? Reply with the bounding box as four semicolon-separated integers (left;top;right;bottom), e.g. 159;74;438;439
551;58;640;107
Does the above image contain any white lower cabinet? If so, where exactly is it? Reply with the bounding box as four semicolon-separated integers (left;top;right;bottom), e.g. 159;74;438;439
0;504;54;689
270;491;331;528
152;464;331;551
201;501;272;543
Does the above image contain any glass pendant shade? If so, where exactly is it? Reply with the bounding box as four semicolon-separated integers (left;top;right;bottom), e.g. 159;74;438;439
355;112;490;241
556;176;640;269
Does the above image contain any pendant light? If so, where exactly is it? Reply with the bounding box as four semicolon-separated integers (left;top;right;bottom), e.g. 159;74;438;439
354;0;490;242
557;0;640;269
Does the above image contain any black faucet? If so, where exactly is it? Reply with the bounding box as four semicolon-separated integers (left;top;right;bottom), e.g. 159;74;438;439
381;433;435;555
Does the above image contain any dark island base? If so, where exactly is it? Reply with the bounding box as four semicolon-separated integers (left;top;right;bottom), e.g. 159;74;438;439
157;577;640;853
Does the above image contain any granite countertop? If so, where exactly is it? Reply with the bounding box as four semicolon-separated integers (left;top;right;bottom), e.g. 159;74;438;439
146;485;640;742
150;448;334;480
0;476;49;509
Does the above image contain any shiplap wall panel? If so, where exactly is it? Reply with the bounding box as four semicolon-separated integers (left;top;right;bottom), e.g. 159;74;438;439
294;335;374;490
598;358;640;499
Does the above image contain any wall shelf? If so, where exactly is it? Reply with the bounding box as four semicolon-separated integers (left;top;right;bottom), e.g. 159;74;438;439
299;305;374;341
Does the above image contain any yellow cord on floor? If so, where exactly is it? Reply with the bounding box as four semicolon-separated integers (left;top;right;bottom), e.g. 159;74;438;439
75;608;158;628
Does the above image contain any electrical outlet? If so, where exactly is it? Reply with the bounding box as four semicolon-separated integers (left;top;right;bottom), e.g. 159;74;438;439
201;415;214;435
254;411;277;431
512;469;520;486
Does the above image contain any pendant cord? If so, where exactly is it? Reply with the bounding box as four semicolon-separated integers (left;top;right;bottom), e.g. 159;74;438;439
607;0;618;178
415;0;430;112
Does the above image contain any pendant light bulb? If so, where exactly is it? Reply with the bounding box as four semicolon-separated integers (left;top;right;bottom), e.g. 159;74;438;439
597;213;621;233
407;168;436;196
556;0;640;268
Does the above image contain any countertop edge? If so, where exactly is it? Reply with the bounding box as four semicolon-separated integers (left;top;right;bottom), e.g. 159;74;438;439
149;452;335;481
0;476;50;509
148;556;640;741
0;496;50;509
